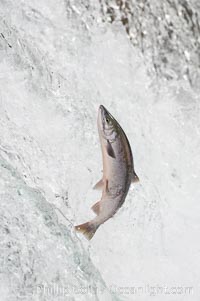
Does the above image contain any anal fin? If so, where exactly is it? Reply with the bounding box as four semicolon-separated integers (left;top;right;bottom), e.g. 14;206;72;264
91;201;101;215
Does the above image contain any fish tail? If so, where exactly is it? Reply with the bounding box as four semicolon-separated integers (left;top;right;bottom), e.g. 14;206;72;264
75;221;98;240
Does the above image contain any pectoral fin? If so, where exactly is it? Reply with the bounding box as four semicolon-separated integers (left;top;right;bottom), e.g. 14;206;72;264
132;171;139;183
91;201;101;215
93;179;103;190
106;140;116;158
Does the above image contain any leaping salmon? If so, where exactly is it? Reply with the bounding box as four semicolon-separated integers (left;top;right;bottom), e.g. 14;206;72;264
75;105;139;240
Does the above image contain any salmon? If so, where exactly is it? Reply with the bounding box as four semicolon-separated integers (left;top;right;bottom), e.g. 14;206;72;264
75;105;139;240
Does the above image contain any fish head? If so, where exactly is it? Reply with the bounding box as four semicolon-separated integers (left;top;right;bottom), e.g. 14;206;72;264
98;105;119;141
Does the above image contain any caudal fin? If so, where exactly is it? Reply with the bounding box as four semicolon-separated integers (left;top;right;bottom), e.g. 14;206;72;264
75;221;98;240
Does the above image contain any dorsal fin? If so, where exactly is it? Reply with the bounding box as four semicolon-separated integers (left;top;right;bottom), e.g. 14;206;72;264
132;171;139;183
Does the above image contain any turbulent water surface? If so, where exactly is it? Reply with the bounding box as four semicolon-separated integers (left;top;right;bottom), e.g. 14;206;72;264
0;1;200;300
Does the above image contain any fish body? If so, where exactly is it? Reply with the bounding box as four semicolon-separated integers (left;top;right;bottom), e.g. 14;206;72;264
75;105;139;240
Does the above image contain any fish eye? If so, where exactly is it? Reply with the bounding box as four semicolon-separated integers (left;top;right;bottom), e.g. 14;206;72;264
105;114;111;123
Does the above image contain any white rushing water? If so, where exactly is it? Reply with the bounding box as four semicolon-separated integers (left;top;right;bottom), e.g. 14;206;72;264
0;1;200;300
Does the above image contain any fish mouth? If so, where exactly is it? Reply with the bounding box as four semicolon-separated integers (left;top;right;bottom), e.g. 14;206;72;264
98;105;107;134
99;105;116;125
98;105;105;122
99;104;107;114
99;104;110;119
98;105;119;142
98;105;109;125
